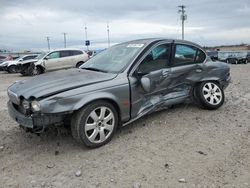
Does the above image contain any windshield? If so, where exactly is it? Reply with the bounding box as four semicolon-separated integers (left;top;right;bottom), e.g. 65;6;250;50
81;43;145;73
36;52;47;59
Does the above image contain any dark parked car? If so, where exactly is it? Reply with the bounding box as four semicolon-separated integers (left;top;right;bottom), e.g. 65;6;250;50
247;52;250;63
206;51;218;61
7;38;231;148
225;52;248;64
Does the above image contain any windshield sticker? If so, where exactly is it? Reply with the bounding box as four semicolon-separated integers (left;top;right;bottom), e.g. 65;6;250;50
127;44;144;48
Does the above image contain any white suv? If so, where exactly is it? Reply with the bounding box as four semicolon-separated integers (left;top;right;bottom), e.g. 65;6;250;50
34;49;89;74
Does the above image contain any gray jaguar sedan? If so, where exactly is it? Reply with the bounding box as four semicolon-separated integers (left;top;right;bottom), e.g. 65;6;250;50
7;38;231;147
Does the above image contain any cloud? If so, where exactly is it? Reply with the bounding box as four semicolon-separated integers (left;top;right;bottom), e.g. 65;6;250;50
0;0;249;50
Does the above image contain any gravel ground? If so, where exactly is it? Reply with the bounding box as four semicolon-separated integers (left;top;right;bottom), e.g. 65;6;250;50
0;65;250;188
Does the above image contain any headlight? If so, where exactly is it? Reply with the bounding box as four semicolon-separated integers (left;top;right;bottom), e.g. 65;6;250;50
22;100;30;110
31;101;41;112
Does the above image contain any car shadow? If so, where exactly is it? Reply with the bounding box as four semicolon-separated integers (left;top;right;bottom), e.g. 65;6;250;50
1;103;199;154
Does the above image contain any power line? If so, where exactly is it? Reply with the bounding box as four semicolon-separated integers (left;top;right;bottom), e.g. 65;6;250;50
62;32;67;48
178;5;187;40
46;36;50;51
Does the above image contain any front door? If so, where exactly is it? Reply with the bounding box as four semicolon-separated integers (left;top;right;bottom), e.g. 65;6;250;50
129;42;172;119
44;51;61;71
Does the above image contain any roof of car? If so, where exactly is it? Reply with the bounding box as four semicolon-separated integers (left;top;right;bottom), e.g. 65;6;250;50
121;38;204;49
50;48;84;52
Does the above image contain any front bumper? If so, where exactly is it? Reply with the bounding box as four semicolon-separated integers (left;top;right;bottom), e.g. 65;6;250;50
8;101;65;131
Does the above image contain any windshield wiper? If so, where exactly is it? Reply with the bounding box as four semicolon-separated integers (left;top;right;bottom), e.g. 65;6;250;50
81;67;108;73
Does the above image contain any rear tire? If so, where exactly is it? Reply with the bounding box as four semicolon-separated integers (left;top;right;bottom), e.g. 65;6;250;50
76;62;84;68
71;100;118;148
196;81;225;110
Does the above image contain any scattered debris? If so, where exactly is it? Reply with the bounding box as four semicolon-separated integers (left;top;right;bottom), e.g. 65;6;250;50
164;163;169;168
0;145;4;151
55;150;59;155
133;182;141;188
30;180;36;184
196;151;208;156
110;178;114;182
178;178;187;183
75;169;82;177
41;182;46;187
46;163;55;169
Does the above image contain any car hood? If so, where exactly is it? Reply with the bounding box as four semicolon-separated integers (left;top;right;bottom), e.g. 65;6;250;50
0;60;17;66
8;68;117;99
20;59;38;65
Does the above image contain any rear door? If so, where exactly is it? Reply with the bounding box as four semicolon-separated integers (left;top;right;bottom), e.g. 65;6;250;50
168;43;207;96
60;50;73;68
129;42;173;118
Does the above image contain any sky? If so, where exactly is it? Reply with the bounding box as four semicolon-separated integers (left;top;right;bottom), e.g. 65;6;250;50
0;0;250;51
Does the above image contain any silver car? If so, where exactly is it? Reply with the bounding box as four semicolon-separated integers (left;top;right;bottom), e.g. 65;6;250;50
7;38;231;148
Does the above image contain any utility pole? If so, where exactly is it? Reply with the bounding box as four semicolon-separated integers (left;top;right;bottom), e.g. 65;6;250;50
107;22;110;48
178;5;187;40
84;25;89;51
63;32;67;48
46;36;50;51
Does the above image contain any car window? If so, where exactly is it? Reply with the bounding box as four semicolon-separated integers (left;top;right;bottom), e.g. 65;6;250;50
47;52;60;59
81;43;144;73
174;44;206;66
60;50;72;57
23;56;33;60
138;44;170;73
73;50;83;55
196;49;206;63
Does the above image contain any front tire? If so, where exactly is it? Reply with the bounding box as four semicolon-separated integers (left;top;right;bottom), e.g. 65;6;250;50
33;66;43;75
71;101;118;148
8;65;17;73
196;81;225;110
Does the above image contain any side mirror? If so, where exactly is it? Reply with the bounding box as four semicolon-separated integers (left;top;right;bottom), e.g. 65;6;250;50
141;76;151;93
43;57;48;60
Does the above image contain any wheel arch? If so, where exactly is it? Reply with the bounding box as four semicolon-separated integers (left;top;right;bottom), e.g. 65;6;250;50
192;78;222;88
35;65;45;73
76;61;85;68
73;96;122;125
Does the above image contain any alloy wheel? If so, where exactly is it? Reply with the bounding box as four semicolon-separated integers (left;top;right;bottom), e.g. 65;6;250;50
85;106;115;144
202;83;222;105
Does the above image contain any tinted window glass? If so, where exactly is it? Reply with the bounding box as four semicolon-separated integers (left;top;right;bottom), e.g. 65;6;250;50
60;51;71;58
24;56;35;60
73;50;83;55
47;52;60;59
196;49;206;63
138;44;170;73
174;44;206;65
